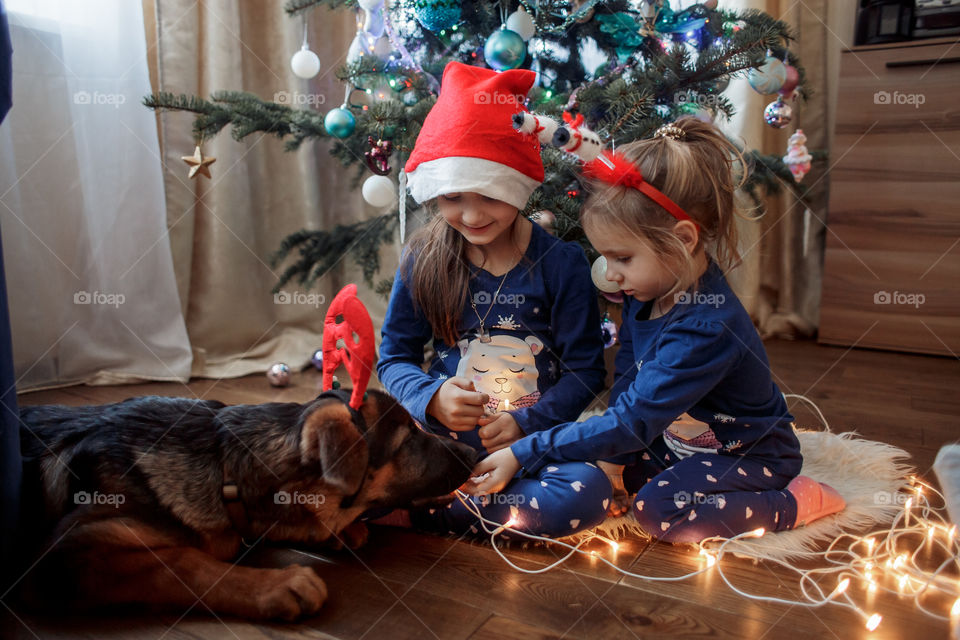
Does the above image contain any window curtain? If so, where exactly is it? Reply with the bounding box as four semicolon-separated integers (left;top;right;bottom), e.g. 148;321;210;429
0;0;192;391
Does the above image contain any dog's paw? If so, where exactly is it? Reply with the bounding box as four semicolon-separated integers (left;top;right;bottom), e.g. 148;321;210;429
340;520;369;549
255;565;327;621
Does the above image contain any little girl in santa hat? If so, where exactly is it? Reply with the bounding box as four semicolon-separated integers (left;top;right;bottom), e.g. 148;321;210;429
376;61;613;538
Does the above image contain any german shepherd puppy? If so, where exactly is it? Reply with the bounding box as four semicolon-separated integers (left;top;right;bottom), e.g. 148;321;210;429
15;389;477;620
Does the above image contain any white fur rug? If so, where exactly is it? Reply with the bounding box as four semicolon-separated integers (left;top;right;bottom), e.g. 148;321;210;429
583;428;914;562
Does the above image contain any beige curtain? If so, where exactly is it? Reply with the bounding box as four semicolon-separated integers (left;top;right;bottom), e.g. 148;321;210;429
146;0;399;378
723;0;855;339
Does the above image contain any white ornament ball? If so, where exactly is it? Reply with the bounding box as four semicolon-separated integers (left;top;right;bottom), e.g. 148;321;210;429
591;256;621;293
506;8;536;41
291;48;321;79
362;175;396;207
357;0;383;10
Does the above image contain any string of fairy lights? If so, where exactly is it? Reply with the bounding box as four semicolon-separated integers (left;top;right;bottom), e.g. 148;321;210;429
449;394;960;635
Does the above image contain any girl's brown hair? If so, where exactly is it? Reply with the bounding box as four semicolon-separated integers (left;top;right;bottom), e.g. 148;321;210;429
582;117;749;299
401;203;525;346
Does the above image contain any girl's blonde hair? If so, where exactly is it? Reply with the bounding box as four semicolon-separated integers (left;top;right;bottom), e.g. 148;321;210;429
401;202;526;346
582;117;748;298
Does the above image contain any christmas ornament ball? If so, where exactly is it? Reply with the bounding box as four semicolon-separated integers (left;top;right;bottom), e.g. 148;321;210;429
748;56;787;95
764;97;793;128
414;0;461;32
484;28;526;71
290;48;321;79
506;8;536;41
591;256;621;293
601;315;618;348
362;174;396;207
310;348;324;370
267;362;291;387
779;64;800;96
324;107;356;139
704;0;719;9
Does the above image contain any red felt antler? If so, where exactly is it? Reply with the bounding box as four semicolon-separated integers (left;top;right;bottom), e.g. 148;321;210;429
322;284;375;410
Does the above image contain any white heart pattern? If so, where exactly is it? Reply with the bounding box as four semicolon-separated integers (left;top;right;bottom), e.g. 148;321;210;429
636;500;644;511
642;452;651;460
706;474;717;483
661;522;670;531
570;519;580;529
763;467;772;477
658;480;670;487
570;481;584;492
701;460;712;467
737;468;747;476
716;495;726;510
547;466;559;472
530;497;540;510
674;500;686;510
450;432;458;440
541;481;548;487
746;506;754;519
429;509;436;514
602;499;609;510
586;462;597;468
688;510;697;521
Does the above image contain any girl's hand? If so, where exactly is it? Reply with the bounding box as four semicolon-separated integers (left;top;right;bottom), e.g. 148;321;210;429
477;412;523;452
426;377;490;431
462;448;521;496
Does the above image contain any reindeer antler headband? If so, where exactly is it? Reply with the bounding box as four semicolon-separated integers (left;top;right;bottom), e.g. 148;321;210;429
513;112;696;226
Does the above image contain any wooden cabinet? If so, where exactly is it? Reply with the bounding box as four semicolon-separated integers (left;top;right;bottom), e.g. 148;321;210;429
819;37;960;356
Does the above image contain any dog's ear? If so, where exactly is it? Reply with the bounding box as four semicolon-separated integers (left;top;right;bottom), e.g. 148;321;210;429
301;401;368;495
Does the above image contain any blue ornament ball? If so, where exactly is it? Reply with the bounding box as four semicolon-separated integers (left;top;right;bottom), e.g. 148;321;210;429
310;348;323;370
748;56;787;95
324;107;356;139
484;28;526;72
414;0;461;32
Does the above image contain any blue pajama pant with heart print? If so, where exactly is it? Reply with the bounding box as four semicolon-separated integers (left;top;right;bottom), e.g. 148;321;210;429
410;460;612;540
621;435;802;543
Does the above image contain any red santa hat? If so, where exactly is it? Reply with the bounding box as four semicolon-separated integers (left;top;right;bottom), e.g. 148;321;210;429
404;61;544;210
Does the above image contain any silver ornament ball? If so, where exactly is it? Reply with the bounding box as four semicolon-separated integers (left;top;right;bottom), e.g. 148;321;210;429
267;362;291;387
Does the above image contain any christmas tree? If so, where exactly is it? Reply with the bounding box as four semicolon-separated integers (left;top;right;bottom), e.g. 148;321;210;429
145;0;817;295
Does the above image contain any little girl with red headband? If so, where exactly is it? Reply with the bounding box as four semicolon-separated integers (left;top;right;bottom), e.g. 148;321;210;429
467;117;846;543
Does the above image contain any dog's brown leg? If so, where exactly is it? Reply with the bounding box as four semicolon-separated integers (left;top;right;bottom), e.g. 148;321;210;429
76;546;328;621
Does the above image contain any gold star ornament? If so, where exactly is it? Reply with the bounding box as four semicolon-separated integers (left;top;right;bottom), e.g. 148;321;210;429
181;145;216;179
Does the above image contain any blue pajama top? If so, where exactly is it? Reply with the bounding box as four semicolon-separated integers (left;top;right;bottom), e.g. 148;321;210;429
377;223;607;437
511;260;801;472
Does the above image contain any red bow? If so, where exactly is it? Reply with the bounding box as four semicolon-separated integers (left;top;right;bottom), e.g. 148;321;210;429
583;151;696;226
562;111;584;129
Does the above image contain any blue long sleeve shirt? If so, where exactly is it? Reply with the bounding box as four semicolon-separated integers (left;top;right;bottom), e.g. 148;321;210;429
377;223;607;438
511;260;800;472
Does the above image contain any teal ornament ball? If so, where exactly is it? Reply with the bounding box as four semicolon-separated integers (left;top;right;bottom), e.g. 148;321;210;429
748;56;787;95
324;107;356;139
414;0;461;32
484;28;526;71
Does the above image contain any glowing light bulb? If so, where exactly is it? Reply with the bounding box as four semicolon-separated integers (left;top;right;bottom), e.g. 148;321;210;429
865;613;882;631
828;578;850;600
951;598;960;618
949;525;957;544
898;574;909;592
749;527;765;538
864;537;875;553
868;582;877;594
492;517;517;536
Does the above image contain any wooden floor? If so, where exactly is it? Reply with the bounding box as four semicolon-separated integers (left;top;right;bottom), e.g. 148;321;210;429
4;339;958;639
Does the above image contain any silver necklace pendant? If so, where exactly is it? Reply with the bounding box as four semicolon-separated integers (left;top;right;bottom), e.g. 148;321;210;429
477;327;491;343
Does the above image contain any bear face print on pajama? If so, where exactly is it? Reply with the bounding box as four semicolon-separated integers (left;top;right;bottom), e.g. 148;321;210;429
455;333;544;414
